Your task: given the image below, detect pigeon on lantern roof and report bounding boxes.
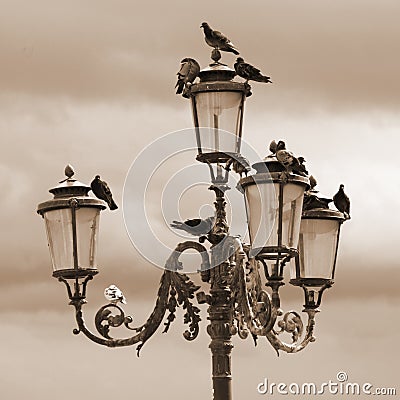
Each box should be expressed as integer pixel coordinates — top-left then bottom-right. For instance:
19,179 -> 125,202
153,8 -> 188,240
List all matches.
269,139 -> 278,154
303,175 -> 334,211
333,184 -> 351,219
90,175 -> 118,210
234,57 -> 272,84
275,141 -> 308,177
175,58 -> 200,95
309,175 -> 318,191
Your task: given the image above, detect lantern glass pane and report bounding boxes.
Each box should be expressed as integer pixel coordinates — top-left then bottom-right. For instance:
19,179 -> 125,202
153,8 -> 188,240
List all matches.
245,181 -> 305,252
292,219 -> 340,279
245,182 -> 276,251
194,91 -> 243,153
76,207 -> 100,268
44,209 -> 74,272
44,207 -> 100,272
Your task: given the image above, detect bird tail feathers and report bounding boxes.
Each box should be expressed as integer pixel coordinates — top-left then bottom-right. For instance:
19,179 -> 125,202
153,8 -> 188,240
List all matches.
175,81 -> 185,94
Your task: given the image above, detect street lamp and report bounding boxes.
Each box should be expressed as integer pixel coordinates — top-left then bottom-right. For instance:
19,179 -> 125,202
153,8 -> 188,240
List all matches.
37,44 -> 349,400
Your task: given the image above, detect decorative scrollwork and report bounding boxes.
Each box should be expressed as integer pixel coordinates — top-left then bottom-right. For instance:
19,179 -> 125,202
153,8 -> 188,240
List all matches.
95,304 -> 136,339
275,311 -> 303,343
266,309 -> 318,355
164,272 -> 201,341
227,241 -> 318,356
229,241 -> 277,342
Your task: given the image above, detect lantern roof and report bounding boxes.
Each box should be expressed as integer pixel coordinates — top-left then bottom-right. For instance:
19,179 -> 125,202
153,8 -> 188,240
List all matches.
302,208 -> 346,220
198,63 -> 236,82
37,167 -> 106,215
49,178 -> 91,198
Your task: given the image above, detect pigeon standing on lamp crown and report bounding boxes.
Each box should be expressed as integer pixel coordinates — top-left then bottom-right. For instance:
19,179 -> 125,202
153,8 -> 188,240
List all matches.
276,141 -> 307,176
170,216 -> 215,236
234,57 -> 272,83
269,140 -> 278,154
333,184 -> 351,219
91,175 -> 118,210
200,22 -> 239,55
175,58 -> 200,95
104,285 -> 127,305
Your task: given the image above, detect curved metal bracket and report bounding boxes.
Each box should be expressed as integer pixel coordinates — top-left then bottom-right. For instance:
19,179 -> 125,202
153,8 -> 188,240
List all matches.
229,242 -> 318,355
230,245 -> 278,341
64,241 -> 210,355
266,308 -> 318,355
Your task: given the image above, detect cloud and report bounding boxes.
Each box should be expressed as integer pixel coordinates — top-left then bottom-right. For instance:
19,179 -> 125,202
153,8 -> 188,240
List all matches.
1,0 -> 399,111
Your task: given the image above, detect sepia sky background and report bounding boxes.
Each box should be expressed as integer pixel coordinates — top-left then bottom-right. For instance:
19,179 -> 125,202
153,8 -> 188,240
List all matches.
1,1 -> 399,399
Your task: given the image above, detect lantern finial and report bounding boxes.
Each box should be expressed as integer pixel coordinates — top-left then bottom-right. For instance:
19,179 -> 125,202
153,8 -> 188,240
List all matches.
65,164 -> 75,179
59,164 -> 76,184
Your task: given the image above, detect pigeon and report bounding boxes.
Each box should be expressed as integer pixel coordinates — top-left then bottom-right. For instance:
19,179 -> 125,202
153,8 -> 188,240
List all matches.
232,156 -> 251,177
303,193 -> 333,211
234,57 -> 272,84
104,284 -> 127,305
200,22 -> 239,55
333,184 -> 350,219
309,175 -> 318,190
269,139 -> 278,154
275,141 -> 307,177
90,175 -> 118,210
225,154 -> 251,177
291,156 -> 308,176
175,58 -> 200,95
170,216 -> 215,236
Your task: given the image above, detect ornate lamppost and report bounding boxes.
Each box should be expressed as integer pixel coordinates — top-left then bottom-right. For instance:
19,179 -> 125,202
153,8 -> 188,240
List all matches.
37,27 -> 350,400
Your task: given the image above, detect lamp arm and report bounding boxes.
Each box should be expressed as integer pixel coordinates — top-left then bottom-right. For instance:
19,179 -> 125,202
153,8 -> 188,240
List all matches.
68,241 -> 209,355
265,308 -> 318,355
230,242 -> 279,340
230,243 -> 317,354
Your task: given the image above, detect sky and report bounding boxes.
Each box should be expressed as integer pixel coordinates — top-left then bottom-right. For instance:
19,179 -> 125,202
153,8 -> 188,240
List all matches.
1,0 -> 399,399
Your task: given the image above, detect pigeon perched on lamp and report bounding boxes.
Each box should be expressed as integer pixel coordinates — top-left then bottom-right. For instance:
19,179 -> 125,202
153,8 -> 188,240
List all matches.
292,156 -> 308,176
309,175 -> 318,190
170,216 -> 215,236
175,58 -> 200,95
200,22 -> 239,63
225,154 -> 251,177
234,57 -> 272,84
303,175 -> 333,211
269,139 -> 278,154
275,141 -> 308,177
90,175 -> 118,210
333,184 -> 351,219
104,285 -> 127,305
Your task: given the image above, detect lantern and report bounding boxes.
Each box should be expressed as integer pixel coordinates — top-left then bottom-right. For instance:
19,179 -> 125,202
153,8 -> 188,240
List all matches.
189,64 -> 251,164
290,208 -> 345,308
37,168 -> 106,279
239,156 -> 309,277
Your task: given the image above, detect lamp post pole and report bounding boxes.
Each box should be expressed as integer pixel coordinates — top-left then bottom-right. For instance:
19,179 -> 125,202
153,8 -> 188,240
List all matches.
207,184 -> 233,400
